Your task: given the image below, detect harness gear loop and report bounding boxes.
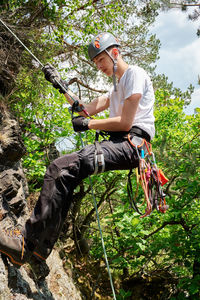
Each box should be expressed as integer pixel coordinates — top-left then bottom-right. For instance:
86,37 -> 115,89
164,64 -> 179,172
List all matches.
127,134 -> 169,218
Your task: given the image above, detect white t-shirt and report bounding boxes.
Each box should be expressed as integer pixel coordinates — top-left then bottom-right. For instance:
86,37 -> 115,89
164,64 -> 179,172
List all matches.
108,65 -> 155,139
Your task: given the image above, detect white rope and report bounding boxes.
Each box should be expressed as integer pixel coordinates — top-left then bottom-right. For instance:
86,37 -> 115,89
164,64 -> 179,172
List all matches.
0,18 -> 67,95
0,18 -> 44,68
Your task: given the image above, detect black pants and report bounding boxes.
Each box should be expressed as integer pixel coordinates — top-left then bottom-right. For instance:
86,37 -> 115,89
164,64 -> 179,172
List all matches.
23,137 -> 139,259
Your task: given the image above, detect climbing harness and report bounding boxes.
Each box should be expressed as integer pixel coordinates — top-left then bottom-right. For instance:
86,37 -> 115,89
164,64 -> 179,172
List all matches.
127,134 -> 169,218
71,101 -> 105,175
0,18 -> 117,300
93,138 -> 105,175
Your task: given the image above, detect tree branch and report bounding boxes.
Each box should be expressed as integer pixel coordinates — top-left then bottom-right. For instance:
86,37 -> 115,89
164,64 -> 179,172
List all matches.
145,218 -> 192,240
65,0 -> 99,18
170,3 -> 200,8
68,77 -> 108,94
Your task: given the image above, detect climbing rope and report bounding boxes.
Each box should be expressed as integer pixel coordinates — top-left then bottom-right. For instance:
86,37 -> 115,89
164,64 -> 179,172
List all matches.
78,134 -> 116,300
0,18 -> 117,300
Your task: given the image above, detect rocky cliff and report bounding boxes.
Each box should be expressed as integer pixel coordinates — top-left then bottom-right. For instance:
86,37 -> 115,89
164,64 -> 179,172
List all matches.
0,104 -> 82,300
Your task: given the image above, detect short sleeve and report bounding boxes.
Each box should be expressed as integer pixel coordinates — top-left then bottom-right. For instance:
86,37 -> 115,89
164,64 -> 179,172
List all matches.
123,67 -> 145,100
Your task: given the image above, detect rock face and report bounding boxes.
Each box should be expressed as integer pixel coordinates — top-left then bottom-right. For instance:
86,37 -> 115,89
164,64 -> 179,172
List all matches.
0,105 -> 82,299
0,105 -> 28,227
0,250 -> 82,300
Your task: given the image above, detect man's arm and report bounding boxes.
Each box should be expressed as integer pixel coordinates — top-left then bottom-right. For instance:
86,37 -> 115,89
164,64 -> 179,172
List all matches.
88,93 -> 141,131
64,91 -> 109,117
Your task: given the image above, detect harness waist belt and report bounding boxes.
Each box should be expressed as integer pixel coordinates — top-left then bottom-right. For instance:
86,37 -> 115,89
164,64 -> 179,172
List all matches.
108,126 -> 151,142
129,126 -> 151,142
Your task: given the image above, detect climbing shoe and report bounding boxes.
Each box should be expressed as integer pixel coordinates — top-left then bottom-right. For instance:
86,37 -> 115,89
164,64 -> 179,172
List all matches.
0,228 -> 31,268
32,247 -> 49,262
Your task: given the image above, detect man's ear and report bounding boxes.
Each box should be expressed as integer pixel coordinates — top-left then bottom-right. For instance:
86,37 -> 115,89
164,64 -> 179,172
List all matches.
112,48 -> 119,59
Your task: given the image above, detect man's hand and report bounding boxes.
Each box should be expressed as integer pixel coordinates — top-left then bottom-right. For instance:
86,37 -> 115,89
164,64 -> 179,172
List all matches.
42,63 -> 68,94
72,116 -> 90,132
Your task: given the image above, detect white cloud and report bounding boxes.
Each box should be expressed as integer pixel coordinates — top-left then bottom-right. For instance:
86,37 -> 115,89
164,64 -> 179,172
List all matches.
152,9 -> 199,49
184,88 -> 200,115
157,38 -> 200,90
151,8 -> 200,114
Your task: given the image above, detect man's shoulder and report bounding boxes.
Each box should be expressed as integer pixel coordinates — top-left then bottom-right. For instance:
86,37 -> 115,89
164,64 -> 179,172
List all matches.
123,65 -> 149,83
122,65 -> 148,81
129,65 -> 147,74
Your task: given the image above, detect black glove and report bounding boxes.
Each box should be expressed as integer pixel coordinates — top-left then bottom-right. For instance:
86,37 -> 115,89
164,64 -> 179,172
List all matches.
42,63 -> 68,94
72,116 -> 90,132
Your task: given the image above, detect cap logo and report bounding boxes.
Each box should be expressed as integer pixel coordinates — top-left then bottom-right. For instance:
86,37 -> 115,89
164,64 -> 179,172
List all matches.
94,34 -> 103,48
94,40 -> 100,48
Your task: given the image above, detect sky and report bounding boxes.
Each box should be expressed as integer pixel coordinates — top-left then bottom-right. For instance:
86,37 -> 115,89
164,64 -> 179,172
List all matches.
150,7 -> 200,114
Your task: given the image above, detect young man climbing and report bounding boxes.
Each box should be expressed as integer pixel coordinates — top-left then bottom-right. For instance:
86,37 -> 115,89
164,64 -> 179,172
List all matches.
0,32 -> 155,268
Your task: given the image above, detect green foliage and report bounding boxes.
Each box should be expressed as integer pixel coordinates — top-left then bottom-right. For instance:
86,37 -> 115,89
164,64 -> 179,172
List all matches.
1,0 -> 200,298
83,89 -> 200,297
116,288 -> 132,300
9,67 -> 74,188
1,0 -> 161,189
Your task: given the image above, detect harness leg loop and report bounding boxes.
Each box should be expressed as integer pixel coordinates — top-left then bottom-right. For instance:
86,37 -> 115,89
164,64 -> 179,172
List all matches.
93,140 -> 105,175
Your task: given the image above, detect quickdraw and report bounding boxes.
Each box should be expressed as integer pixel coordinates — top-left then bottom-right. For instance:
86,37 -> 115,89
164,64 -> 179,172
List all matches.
127,134 -> 169,218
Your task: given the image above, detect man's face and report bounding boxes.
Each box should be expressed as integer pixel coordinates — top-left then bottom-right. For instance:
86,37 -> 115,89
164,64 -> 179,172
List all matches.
93,51 -> 114,77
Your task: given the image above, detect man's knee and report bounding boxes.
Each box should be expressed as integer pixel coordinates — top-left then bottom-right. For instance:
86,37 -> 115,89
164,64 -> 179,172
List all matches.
77,145 -> 96,179
46,152 -> 80,180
